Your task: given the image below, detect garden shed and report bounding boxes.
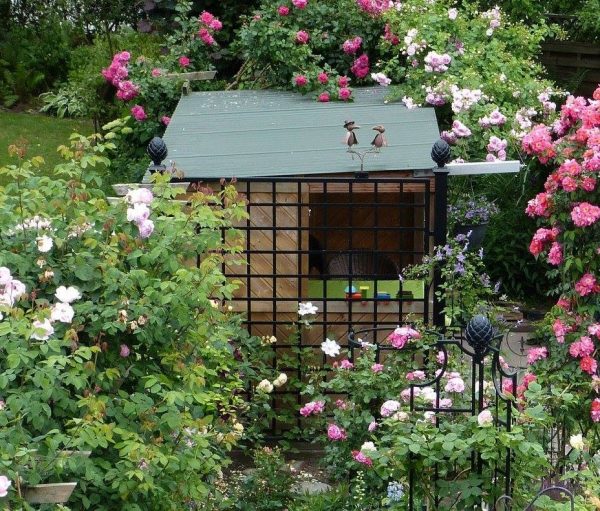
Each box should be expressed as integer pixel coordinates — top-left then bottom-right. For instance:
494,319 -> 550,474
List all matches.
152,87 -> 519,397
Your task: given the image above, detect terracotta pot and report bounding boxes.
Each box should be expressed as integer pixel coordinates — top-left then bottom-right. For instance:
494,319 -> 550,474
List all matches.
23,482 -> 77,504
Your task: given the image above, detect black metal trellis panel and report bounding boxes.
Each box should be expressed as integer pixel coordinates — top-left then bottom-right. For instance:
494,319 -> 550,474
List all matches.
217,175 -> 434,432
347,325 -> 518,511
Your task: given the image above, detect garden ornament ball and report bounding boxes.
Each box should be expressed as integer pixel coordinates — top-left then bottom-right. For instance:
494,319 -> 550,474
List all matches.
465,315 -> 495,361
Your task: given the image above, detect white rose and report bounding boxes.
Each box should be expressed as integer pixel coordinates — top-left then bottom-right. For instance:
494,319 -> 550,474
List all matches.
360,441 -> 377,454
569,434 -> 584,451
126,203 -> 150,224
477,410 -> 493,426
392,411 -> 409,422
36,235 -> 53,253
320,338 -> 341,357
257,379 -> 274,393
273,373 -> 288,387
31,319 -> 54,341
50,302 -> 74,323
0,267 -> 11,285
55,286 -> 82,304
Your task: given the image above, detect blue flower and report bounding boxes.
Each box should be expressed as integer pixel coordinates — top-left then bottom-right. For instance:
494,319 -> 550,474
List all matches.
387,481 -> 404,502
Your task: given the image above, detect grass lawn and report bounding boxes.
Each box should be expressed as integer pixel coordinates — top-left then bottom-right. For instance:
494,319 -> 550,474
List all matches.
0,110 -> 94,170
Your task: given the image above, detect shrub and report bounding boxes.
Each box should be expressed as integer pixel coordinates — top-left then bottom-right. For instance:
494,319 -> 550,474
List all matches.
0,135 -> 255,509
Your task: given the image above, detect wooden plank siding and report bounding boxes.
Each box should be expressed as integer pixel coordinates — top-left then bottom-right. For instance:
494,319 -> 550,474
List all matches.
541,40 -> 600,97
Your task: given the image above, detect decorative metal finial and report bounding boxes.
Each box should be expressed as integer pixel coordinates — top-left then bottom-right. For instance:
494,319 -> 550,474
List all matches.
147,136 -> 168,173
431,138 -> 451,167
465,315 -> 494,361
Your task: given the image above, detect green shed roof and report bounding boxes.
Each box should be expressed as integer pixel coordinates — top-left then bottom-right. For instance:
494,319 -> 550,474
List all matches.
160,88 -> 440,180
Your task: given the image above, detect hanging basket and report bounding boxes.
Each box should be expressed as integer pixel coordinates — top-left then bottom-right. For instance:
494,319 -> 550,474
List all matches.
453,223 -> 488,250
23,482 -> 77,504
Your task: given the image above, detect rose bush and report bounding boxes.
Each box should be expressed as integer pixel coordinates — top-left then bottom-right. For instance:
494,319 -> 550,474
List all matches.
520,86 -> 600,469
301,325 -> 551,508
0,135 -> 265,509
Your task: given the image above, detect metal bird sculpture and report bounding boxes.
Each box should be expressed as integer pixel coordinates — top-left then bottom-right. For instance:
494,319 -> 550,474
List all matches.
371,125 -> 387,151
344,120 -> 360,149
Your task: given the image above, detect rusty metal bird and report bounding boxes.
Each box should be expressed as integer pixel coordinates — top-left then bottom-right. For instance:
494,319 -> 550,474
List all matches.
371,125 -> 387,150
344,120 -> 360,149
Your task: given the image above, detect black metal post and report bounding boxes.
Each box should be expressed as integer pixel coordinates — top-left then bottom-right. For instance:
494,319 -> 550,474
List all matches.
432,165 -> 449,328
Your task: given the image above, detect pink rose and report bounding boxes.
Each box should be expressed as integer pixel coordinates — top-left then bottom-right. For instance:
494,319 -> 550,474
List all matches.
161,116 -> 171,126
352,450 -> 373,466
296,30 -> 310,44
371,363 -> 384,373
317,92 -> 330,102
151,68 -> 162,77
178,56 -> 190,68
294,74 -> 308,87
338,76 -> 350,87
338,87 -> 352,101
292,0 -> 307,8
130,105 -> 146,121
277,5 -> 290,15
317,72 -> 329,84
327,423 -> 346,441
120,344 -> 130,357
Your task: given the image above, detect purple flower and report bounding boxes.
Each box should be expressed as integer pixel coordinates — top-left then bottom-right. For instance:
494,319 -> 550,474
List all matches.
454,263 -> 465,275
120,344 -> 130,357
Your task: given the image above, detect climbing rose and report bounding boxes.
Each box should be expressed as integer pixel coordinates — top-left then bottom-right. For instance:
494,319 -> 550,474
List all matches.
300,400 -> 325,416
448,8 -> 458,19
371,363 -> 384,373
277,5 -> 290,15
580,356 -> 597,375
350,54 -> 370,79
575,273 -> 599,296
120,344 -> 131,357
527,347 -> 548,364
522,124 -> 556,163
380,400 -> 401,417
0,476 -> 11,498
548,242 -> 563,265
126,188 -> 153,205
137,219 -> 154,239
296,30 -> 309,44
388,326 -> 420,349
31,319 -> 54,341
338,87 -> 352,101
127,203 -> 150,224
452,120 -> 471,138
338,76 -> 350,87
294,75 -> 308,87
161,116 -> 171,126
327,423 -> 346,440
116,80 -> 139,101
445,377 -> 466,393
178,56 -> 190,67
356,0 -> 390,15
339,359 -> 354,369
55,286 -> 81,303
292,0 -> 307,7
198,28 -> 216,45
131,105 -> 146,121
525,192 -> 552,218
592,399 -> 600,422
151,68 -> 162,77
199,11 -> 214,24
371,72 -> 391,86
571,202 -> 600,227
318,92 -> 330,102
352,450 -> 373,466
36,235 -> 53,253
343,36 -> 362,54
51,302 -> 75,323
477,410 -> 493,426
569,336 -> 595,358
317,72 -> 329,84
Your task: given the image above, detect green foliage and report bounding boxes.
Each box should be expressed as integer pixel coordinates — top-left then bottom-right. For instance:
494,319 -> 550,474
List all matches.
224,447 -> 295,511
0,18 -> 75,107
0,134 -> 255,509
234,0 -> 384,94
